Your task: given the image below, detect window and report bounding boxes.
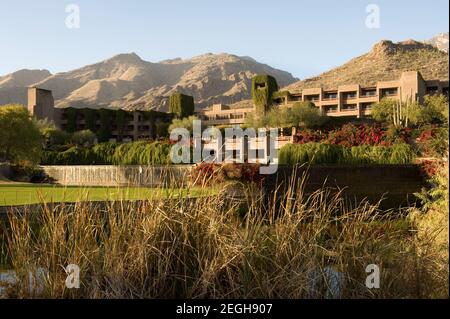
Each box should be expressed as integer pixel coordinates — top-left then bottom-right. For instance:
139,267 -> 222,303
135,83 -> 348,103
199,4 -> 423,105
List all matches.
361,89 -> 377,97
323,92 -> 338,100
361,103 -> 374,110
382,88 -> 398,97
342,104 -> 357,111
426,86 -> 439,95
325,105 -> 338,113
305,95 -> 320,102
216,115 -> 229,120
342,92 -> 357,100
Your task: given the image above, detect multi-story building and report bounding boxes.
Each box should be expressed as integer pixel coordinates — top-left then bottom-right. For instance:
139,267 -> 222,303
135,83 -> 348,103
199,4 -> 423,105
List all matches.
28,87 -> 172,141
197,103 -> 252,126
27,70 -> 449,162
198,71 -> 449,126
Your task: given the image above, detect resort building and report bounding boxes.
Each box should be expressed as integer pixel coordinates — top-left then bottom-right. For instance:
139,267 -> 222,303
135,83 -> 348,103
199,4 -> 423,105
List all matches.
197,71 -> 449,126
28,70 -> 449,144
197,103 -> 252,126
28,87 -> 172,142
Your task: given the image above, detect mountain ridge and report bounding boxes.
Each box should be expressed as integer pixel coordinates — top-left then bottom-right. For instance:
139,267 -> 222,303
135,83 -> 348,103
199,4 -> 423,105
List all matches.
1,33 -> 448,111
0,52 -> 297,111
284,38 -> 449,93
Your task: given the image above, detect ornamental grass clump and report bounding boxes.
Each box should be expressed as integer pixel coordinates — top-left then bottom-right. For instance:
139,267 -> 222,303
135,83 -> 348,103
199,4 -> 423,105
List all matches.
2,169 -> 447,298
279,143 -> 416,165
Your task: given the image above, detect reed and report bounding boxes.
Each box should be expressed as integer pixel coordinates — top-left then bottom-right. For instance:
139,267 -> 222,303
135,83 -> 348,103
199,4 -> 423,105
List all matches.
2,169 -> 448,299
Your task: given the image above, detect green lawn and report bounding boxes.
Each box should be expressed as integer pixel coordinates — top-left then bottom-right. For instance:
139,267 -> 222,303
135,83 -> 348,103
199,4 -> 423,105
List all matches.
0,184 -> 210,206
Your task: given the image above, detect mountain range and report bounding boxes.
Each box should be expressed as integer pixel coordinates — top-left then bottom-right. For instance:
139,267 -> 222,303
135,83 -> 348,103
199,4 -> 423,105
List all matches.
0,33 -> 448,111
284,38 -> 449,93
0,53 -> 297,111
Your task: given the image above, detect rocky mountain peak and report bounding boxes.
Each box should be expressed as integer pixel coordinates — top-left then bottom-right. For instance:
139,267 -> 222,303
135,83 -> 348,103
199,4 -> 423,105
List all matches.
285,37 -> 448,93
425,32 -> 449,53
104,52 -> 145,65
370,39 -> 437,57
0,69 -> 51,88
0,52 -> 297,110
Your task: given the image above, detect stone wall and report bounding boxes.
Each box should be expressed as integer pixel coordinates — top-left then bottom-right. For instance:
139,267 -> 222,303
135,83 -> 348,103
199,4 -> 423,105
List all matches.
263,165 -> 427,209
3,164 -> 427,211
40,165 -> 192,187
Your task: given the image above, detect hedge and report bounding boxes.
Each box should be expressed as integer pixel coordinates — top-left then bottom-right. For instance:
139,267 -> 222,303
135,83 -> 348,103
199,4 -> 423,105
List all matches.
272,90 -> 291,101
169,93 -> 195,118
251,74 -> 279,115
41,141 -> 173,165
65,108 -> 78,133
83,108 -> 97,132
279,143 -> 416,165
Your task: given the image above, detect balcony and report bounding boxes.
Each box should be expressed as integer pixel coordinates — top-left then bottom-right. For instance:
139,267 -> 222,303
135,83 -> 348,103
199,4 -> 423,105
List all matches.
304,95 -> 320,102
342,92 -> 357,100
381,88 -> 398,97
361,89 -> 377,97
230,113 -> 244,120
138,125 -> 150,131
215,115 -> 230,120
323,92 -> 338,101
342,104 -> 357,111
361,103 -> 374,110
324,105 -> 338,113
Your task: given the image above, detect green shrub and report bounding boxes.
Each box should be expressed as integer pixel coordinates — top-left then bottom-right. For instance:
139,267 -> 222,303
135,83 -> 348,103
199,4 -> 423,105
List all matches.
41,146 -> 85,165
279,143 -> 416,165
156,122 -> 170,138
41,141 -> 173,165
42,127 -> 71,149
71,129 -> 97,147
97,109 -> 112,142
65,108 -> 78,133
83,108 -> 97,132
89,142 -> 118,164
272,90 -> 291,102
251,74 -> 278,115
112,141 -> 172,165
169,93 -> 195,118
168,115 -> 200,134
340,145 -> 390,165
389,143 -> 416,164
0,105 -> 43,165
279,143 -> 343,165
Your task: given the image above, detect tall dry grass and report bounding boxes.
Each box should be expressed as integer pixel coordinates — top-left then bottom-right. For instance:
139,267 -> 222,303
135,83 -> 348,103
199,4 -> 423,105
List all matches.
2,169 -> 448,299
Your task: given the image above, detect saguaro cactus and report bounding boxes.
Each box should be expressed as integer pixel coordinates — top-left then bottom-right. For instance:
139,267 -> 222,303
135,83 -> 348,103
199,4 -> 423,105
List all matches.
391,89 -> 418,128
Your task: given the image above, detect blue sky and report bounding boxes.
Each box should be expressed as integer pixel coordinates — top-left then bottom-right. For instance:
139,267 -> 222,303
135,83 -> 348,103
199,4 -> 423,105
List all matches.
0,0 -> 448,79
